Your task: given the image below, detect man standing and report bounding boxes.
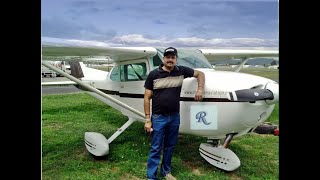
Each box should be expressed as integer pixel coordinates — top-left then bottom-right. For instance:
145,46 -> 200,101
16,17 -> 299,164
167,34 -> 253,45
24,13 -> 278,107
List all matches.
144,47 -> 205,180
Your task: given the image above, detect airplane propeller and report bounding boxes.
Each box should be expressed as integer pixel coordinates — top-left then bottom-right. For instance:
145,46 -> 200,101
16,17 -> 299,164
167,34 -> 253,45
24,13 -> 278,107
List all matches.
227,89 -> 274,102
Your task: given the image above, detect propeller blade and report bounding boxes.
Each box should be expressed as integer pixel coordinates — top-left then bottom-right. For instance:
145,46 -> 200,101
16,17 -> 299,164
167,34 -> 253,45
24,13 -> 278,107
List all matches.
227,89 -> 274,102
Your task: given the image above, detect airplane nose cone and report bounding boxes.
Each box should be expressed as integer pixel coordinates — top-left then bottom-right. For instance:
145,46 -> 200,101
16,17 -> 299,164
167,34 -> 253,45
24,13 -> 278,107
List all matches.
265,82 -> 279,105
226,81 -> 279,104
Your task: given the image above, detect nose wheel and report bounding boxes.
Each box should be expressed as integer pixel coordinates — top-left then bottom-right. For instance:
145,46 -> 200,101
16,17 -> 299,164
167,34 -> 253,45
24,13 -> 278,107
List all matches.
199,133 -> 240,171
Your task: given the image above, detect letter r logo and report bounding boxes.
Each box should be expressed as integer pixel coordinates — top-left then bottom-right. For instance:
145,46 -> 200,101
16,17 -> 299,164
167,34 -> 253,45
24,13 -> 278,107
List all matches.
191,105 -> 217,130
196,111 -> 211,125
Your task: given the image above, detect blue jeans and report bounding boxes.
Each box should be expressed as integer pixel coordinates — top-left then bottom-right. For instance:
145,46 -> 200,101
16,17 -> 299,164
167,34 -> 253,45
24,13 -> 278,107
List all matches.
147,112 -> 180,180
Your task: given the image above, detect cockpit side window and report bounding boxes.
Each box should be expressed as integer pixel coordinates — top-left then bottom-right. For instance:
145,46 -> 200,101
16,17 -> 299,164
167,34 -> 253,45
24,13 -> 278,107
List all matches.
152,54 -> 162,70
110,65 -> 119,81
120,62 -> 147,82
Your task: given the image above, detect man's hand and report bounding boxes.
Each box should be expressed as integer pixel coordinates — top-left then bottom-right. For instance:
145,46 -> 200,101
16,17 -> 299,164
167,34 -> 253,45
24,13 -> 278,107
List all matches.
194,89 -> 203,101
193,70 -> 205,101
144,119 -> 153,135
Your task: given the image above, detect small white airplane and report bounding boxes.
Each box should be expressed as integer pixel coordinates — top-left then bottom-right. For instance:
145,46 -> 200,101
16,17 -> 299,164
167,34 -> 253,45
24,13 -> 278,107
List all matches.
41,60 -> 71,77
42,46 -> 278,171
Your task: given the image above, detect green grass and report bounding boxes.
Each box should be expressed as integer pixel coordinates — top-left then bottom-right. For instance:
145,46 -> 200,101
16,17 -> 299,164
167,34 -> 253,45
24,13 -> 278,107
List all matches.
42,93 -> 278,180
215,67 -> 279,81
240,68 -> 278,81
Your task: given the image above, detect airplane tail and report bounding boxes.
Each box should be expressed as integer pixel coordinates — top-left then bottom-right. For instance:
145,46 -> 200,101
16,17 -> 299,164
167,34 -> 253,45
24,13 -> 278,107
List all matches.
69,61 -> 109,80
70,61 -> 84,78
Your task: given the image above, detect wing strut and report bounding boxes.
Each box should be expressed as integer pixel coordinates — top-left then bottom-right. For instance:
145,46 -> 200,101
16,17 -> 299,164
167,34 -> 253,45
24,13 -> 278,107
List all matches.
234,58 -> 249,72
42,61 -> 145,119
85,117 -> 137,156
130,64 -> 143,80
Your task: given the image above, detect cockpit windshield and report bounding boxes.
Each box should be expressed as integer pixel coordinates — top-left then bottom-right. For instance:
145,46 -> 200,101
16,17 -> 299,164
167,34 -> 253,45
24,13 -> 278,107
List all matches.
156,48 -> 212,69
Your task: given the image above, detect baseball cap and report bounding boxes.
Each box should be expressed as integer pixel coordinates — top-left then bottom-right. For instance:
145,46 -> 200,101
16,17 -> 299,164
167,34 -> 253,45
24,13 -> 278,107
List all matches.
163,47 -> 178,57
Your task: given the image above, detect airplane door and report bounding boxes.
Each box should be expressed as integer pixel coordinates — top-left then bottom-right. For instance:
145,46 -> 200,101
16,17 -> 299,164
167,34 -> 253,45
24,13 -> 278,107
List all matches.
119,59 -> 150,119
88,65 -> 123,112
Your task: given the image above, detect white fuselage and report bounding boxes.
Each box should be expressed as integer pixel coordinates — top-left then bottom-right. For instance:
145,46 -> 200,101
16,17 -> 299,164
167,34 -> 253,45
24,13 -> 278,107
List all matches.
80,61 -> 278,140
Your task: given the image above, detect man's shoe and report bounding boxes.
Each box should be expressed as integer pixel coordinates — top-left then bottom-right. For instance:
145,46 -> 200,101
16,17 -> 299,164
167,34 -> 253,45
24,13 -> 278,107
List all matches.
164,173 -> 176,180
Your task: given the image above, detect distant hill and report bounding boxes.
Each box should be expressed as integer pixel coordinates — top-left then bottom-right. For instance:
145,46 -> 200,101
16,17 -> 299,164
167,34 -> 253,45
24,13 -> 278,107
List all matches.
210,59 -> 241,65
245,58 -> 279,65
210,58 -> 278,66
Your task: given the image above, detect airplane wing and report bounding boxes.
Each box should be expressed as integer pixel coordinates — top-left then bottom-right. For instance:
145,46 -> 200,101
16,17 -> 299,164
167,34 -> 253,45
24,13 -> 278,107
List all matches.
198,49 -> 278,61
43,46 -> 278,62
42,46 -> 158,62
41,81 -> 77,86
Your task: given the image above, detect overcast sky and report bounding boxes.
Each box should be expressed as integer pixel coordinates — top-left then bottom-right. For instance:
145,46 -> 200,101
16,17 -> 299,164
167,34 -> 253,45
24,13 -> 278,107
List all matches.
41,0 -> 278,48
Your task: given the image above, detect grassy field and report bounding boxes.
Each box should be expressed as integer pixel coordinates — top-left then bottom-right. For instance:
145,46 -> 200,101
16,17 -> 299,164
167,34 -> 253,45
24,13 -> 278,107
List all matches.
42,92 -> 279,180
214,67 -> 279,81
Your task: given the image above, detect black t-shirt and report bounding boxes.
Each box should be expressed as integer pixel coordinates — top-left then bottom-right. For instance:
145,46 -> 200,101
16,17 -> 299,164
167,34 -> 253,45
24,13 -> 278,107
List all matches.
144,64 -> 194,114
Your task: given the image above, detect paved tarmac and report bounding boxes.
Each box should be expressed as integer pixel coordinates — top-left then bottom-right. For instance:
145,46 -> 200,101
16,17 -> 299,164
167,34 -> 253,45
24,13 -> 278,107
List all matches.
42,77 -> 82,95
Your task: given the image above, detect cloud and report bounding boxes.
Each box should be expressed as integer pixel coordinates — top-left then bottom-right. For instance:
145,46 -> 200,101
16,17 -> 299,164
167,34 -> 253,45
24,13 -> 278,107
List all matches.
166,37 -> 277,47
42,35 -> 278,48
41,37 -> 121,47
111,34 -> 162,46
42,0 -> 278,42
42,0 -> 278,45
69,0 -> 97,8
153,19 -> 166,25
42,17 -> 117,41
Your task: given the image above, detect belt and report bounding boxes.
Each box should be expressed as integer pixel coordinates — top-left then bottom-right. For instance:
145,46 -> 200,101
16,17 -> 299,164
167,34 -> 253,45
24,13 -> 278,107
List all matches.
156,112 -> 179,116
